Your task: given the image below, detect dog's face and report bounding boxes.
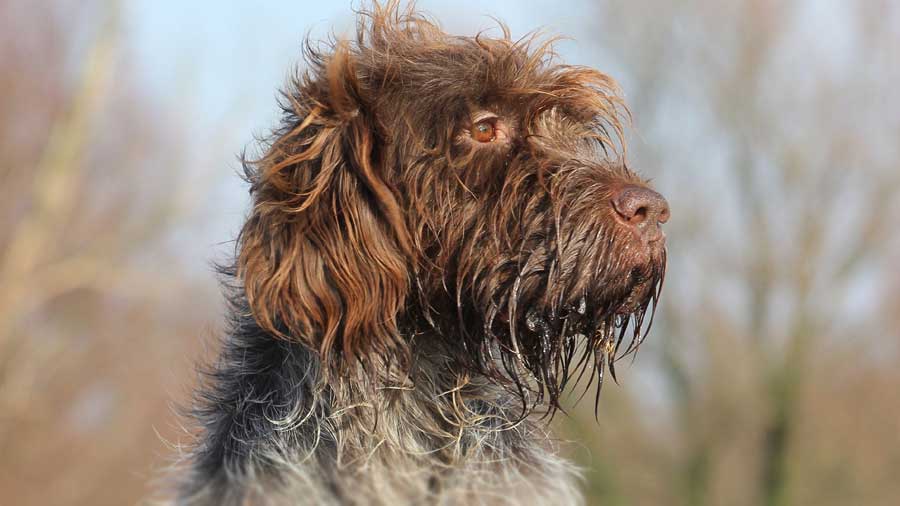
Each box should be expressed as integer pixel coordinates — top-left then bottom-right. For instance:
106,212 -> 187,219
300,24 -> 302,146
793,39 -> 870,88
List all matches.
238,6 -> 667,410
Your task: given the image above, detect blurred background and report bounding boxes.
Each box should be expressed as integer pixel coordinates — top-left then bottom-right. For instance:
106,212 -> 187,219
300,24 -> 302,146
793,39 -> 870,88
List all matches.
2,1 -> 898,505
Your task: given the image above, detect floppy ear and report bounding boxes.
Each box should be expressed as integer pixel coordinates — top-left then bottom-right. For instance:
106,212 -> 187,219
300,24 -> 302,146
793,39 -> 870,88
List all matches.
237,41 -> 411,368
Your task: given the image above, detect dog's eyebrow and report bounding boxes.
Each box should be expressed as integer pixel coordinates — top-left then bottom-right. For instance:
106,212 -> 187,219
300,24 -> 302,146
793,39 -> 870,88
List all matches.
471,110 -> 499,123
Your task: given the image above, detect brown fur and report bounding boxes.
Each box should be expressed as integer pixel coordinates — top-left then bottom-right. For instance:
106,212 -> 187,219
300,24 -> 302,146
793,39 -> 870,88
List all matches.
174,2 -> 667,505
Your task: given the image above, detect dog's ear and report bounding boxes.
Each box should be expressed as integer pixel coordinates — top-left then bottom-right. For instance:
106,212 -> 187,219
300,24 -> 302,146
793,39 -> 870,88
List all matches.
238,41 -> 411,368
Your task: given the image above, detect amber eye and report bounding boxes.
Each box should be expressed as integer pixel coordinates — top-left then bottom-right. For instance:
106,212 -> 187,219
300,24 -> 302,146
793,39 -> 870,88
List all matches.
471,120 -> 496,143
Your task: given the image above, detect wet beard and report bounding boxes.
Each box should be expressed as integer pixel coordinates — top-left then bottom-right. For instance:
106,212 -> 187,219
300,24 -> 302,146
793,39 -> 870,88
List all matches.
458,247 -> 667,419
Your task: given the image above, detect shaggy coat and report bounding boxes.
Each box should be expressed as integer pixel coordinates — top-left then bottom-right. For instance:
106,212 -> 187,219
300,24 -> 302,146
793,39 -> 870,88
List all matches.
175,3 -> 668,505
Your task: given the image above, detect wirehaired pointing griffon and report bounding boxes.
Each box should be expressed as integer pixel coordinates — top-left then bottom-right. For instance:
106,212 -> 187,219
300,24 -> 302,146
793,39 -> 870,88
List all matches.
176,3 -> 669,505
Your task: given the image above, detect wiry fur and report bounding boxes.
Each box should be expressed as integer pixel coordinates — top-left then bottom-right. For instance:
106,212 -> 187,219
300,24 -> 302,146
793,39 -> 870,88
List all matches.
173,3 -> 667,505
176,292 -> 582,505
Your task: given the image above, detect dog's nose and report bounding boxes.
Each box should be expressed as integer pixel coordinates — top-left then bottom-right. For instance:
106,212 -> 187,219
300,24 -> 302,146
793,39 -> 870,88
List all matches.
611,185 -> 669,242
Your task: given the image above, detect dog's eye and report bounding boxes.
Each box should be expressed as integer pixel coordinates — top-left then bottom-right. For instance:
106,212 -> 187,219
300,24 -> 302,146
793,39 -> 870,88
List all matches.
471,120 -> 496,143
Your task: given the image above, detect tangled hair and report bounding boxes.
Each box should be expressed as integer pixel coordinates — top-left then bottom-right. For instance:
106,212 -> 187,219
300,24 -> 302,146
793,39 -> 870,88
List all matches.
237,3 -> 660,406
176,2 -> 668,504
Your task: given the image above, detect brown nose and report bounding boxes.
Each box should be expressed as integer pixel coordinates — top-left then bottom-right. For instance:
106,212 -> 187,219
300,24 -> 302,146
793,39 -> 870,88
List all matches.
611,185 -> 670,241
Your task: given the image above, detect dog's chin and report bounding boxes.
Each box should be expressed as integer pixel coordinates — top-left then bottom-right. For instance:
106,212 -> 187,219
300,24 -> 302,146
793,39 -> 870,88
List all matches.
503,245 -> 666,411
612,237 -> 667,309
614,261 -> 664,316
515,240 -> 667,339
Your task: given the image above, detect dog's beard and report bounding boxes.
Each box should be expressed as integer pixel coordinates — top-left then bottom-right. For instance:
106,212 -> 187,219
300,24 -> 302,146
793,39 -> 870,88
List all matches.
472,221 -> 667,418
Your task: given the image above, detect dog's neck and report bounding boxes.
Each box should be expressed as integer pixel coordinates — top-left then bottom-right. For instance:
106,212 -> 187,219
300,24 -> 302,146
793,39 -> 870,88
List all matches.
180,309 -> 582,505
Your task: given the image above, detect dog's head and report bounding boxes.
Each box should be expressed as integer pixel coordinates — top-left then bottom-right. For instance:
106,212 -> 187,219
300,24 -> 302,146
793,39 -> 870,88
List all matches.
238,3 -> 668,411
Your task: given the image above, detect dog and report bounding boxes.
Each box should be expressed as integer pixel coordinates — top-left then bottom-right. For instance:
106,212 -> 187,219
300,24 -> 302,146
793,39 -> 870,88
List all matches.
175,3 -> 668,505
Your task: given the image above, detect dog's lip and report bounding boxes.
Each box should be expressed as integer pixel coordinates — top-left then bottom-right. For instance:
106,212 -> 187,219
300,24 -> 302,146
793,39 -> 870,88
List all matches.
617,225 -> 667,270
496,252 -> 664,326
614,276 -> 656,315
611,207 -> 667,245
513,277 -> 654,326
